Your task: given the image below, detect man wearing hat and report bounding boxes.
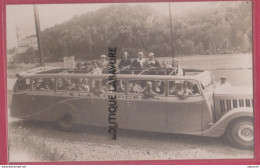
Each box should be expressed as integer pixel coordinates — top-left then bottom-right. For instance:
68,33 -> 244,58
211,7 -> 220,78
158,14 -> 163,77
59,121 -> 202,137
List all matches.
147,52 -> 161,68
216,76 -> 231,88
171,58 -> 183,76
99,55 -> 109,69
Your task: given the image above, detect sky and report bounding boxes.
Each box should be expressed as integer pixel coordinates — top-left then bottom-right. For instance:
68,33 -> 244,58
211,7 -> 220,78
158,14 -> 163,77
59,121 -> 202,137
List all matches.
6,1 -> 241,49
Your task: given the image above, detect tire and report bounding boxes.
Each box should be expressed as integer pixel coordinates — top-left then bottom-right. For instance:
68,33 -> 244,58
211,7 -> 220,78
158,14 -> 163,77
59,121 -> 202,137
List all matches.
57,115 -> 73,131
227,117 -> 254,150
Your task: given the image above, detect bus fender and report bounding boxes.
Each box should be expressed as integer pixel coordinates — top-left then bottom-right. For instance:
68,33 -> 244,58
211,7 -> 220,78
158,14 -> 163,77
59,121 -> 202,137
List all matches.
202,107 -> 253,137
48,101 -> 79,123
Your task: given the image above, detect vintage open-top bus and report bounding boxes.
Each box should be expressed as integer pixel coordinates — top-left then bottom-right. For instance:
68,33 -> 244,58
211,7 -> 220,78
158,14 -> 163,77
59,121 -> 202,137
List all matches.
10,67 -> 254,149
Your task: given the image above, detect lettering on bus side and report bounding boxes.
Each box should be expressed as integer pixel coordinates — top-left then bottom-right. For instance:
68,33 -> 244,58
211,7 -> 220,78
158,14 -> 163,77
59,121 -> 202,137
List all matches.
108,47 -> 118,139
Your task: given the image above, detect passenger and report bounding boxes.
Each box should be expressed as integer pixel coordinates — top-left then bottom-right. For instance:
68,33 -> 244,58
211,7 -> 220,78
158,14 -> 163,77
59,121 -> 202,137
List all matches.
128,82 -> 135,93
143,81 -> 156,99
92,61 -> 102,74
169,80 -> 189,99
57,78 -> 65,90
76,62 -> 84,70
42,78 -> 54,90
147,52 -> 161,68
61,78 -> 71,90
93,80 -> 106,96
131,52 -> 148,69
183,81 -> 194,95
152,81 -> 163,94
117,80 -> 125,93
33,79 -> 42,90
18,79 -> 30,90
118,51 -> 132,70
80,79 -> 90,92
70,78 -> 81,91
99,55 -> 109,69
84,62 -> 93,73
104,81 -> 115,92
216,76 -> 231,88
129,81 -> 143,93
162,60 -> 172,68
170,58 -> 183,76
65,79 -> 74,90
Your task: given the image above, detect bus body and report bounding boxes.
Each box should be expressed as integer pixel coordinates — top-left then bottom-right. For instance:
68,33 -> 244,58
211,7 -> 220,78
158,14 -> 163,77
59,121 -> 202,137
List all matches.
10,67 -> 254,149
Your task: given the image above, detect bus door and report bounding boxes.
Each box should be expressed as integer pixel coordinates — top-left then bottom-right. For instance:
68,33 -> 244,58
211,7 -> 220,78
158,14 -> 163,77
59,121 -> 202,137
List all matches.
166,80 -> 203,133
126,80 -> 167,132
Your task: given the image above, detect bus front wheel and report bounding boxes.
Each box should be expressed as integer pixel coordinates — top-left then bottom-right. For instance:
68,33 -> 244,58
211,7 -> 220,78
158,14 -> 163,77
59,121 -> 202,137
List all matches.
57,115 -> 73,131
227,117 -> 254,150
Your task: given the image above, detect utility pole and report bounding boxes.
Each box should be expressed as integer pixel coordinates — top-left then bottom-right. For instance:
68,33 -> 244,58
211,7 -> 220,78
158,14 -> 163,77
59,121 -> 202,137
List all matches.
168,2 -> 175,58
33,5 -> 45,66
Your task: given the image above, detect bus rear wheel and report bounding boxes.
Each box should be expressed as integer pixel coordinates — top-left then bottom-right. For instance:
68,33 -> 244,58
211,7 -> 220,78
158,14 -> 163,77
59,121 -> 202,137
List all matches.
57,115 -> 73,131
227,118 -> 254,150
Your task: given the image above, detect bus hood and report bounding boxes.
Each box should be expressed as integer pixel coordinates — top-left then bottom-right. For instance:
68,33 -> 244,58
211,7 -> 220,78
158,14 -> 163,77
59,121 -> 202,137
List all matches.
214,86 -> 253,96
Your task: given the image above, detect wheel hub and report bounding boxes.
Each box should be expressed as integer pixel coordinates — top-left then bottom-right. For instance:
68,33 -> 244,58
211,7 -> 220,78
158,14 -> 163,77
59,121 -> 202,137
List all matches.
237,123 -> 253,142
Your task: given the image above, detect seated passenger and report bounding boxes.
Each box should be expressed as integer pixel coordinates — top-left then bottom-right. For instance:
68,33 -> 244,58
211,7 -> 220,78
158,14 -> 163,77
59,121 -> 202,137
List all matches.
42,78 -> 54,90
92,61 -> 102,74
84,62 -> 93,73
93,80 -> 106,96
129,81 -> 143,93
33,79 -> 43,90
152,81 -> 163,94
98,55 -> 109,69
170,58 -> 183,76
118,52 -> 132,70
80,79 -> 90,92
57,79 -> 65,90
118,80 -> 125,93
169,81 -> 189,99
143,81 -> 156,99
70,78 -> 81,91
162,60 -> 172,68
76,62 -> 84,70
131,52 -> 148,69
147,52 -> 161,68
18,79 -> 30,90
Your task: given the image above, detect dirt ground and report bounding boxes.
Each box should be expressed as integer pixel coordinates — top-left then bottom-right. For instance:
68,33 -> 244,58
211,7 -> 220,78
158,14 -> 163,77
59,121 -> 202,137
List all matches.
7,53 -> 254,162
8,119 -> 254,162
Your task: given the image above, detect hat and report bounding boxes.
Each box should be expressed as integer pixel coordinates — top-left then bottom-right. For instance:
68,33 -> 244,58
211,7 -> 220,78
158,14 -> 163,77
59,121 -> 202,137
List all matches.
100,55 -> 107,58
148,52 -> 155,57
172,58 -> 178,62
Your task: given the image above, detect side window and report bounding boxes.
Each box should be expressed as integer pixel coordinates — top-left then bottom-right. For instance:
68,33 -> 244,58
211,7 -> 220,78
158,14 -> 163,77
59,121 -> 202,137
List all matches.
32,78 -> 54,91
169,80 -> 200,96
17,78 -> 31,91
56,78 -> 90,92
92,79 -> 126,96
128,80 -> 165,96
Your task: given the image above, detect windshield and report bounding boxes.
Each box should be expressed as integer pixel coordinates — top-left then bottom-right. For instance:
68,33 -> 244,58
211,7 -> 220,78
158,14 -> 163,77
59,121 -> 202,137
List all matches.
200,73 -> 214,90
